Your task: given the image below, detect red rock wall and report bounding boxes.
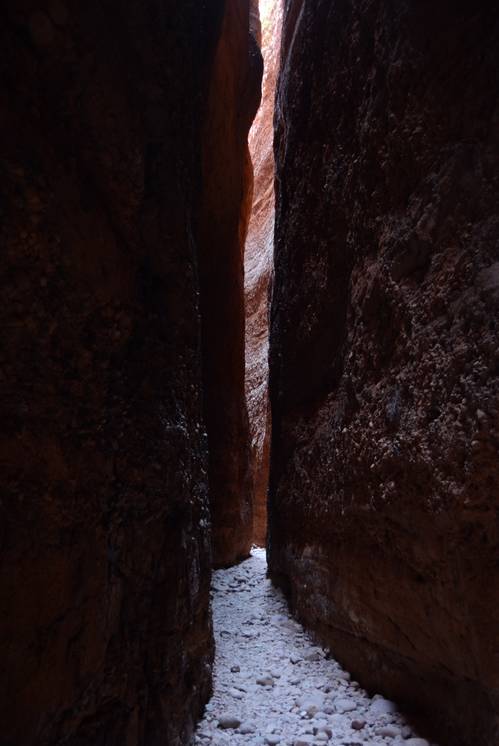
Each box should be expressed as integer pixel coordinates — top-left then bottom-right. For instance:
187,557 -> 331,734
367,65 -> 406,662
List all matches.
199,1 -> 263,567
268,2 -> 499,745
0,1 -> 253,743
245,0 -> 283,547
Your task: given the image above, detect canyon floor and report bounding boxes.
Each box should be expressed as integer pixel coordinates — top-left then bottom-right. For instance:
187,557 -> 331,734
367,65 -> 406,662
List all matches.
194,549 -> 435,746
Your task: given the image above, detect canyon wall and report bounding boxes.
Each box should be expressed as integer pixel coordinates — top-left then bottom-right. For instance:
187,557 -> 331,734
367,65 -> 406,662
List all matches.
245,0 -> 282,546
199,1 -> 263,567
0,1 -> 253,744
269,2 -> 499,745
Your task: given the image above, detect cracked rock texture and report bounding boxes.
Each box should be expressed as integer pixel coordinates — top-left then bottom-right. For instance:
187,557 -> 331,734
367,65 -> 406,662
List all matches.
245,0 -> 282,546
268,2 -> 499,746
199,0 -> 263,567
0,1 -> 254,744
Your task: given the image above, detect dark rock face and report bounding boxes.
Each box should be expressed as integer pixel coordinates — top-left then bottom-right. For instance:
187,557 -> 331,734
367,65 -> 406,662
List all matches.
199,1 -> 263,567
0,1 -> 251,744
269,2 -> 499,745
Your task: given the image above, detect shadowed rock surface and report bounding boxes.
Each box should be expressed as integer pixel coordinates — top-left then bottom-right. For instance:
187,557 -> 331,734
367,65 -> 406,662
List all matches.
245,0 -> 283,548
199,1 -> 263,568
0,1 -> 255,743
268,2 -> 499,745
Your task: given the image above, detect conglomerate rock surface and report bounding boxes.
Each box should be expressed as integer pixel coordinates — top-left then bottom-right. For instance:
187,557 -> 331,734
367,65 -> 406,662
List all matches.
268,2 -> 499,745
245,0 -> 283,546
0,1 -> 255,744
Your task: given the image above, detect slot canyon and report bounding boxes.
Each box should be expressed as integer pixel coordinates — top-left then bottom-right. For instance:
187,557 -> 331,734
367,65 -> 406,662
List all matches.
1,2 -> 497,746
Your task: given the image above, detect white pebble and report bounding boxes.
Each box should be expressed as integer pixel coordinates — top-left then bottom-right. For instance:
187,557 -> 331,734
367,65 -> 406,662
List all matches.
375,725 -> 401,738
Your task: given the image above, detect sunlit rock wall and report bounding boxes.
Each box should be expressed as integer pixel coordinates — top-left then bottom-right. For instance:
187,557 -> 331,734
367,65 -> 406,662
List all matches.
245,0 -> 283,546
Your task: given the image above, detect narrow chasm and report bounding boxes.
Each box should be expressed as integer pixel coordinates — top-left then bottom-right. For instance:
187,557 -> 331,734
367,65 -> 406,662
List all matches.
2,2 -> 498,746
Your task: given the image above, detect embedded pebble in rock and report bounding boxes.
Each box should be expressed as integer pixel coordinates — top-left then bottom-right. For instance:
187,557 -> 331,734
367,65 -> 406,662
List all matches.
29,11 -> 55,46
48,0 -> 69,26
194,550 -> 436,744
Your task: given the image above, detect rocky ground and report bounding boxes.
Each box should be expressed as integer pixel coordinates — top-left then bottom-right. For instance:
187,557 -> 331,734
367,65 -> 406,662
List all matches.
194,550 -> 435,746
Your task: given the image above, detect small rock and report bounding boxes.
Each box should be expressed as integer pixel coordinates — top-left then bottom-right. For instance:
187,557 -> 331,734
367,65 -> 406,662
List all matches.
229,687 -> 243,699
218,715 -> 241,729
297,694 -> 324,717
305,650 -> 322,662
239,722 -> 256,735
375,725 -> 401,738
230,665 -> 240,673
351,719 -> 366,730
290,654 -> 301,664
370,698 -> 397,715
405,740 -> 430,746
265,736 -> 281,745
256,675 -> 274,686
317,726 -> 333,740
294,740 -> 311,746
336,670 -> 351,681
335,698 -> 356,713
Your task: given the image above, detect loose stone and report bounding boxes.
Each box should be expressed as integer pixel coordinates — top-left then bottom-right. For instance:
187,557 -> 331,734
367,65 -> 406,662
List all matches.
194,550 -> 437,746
375,725 -> 401,738
256,676 -> 275,686
218,715 -> 241,729
351,719 -> 366,730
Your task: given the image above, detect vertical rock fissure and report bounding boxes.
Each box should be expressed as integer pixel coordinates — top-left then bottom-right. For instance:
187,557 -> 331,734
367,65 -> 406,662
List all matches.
245,0 -> 283,548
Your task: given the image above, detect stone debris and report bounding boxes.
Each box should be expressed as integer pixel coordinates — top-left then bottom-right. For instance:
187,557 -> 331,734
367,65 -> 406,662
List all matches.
217,715 -> 241,730
194,549 -> 438,745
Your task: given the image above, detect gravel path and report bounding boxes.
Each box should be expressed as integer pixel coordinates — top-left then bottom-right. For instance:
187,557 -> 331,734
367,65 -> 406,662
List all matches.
194,549 -> 435,746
